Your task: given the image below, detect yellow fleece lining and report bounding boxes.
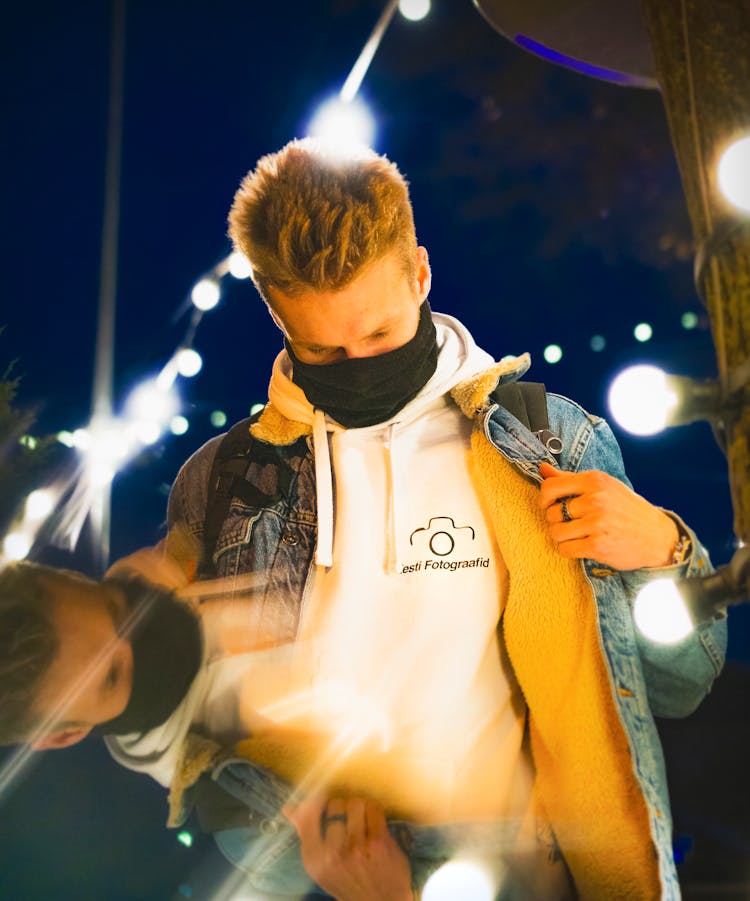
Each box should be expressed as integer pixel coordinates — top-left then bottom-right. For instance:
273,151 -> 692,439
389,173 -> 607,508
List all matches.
450,354 -> 531,418
471,431 -> 659,900
250,403 -> 311,444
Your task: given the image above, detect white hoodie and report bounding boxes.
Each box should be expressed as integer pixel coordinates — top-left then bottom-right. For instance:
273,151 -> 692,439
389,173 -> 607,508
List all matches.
264,312 -> 534,824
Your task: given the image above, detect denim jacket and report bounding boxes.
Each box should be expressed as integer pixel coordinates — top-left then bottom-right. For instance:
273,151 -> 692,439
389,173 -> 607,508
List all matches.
167,354 -> 726,900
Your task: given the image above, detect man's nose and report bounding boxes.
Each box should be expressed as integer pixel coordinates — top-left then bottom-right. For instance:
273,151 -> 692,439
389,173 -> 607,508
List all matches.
340,345 -> 379,360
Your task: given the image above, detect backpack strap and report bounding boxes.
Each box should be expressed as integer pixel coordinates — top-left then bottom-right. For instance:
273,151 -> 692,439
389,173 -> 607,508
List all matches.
490,381 -> 562,458
198,411 -> 269,578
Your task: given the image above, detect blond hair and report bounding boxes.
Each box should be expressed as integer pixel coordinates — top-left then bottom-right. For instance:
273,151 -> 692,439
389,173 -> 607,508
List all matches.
228,138 -> 418,302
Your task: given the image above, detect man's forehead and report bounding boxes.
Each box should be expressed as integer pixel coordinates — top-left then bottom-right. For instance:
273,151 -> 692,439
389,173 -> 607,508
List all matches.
45,578 -> 118,633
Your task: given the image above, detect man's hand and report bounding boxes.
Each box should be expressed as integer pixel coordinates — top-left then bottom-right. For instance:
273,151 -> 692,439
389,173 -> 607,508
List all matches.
539,462 -> 680,570
105,543 -> 190,590
282,796 -> 413,901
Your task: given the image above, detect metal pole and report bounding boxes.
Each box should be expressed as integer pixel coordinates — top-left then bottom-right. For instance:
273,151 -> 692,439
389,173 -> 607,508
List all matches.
90,0 -> 126,572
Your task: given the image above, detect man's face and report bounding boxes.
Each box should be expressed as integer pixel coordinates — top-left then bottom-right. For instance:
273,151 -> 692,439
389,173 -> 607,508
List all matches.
267,246 -> 431,364
30,579 -> 133,749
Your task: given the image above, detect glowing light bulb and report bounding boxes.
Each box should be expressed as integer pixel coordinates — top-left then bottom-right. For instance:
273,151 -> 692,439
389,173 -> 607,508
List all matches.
718,135 -> 750,213
307,97 -> 375,156
57,430 -> 75,447
634,322 -> 653,343
191,278 -> 221,311
126,380 -> 179,425
590,334 -> 606,352
423,860 -> 496,901
399,0 -> 430,21
249,402 -> 265,416
210,410 -> 227,428
131,421 -> 162,446
3,531 -> 31,561
633,578 -> 694,644
228,251 -> 252,279
72,428 -> 92,451
607,364 -> 678,436
25,489 -> 54,522
681,312 -> 698,330
175,348 -> 203,378
88,461 -> 116,486
170,415 -> 189,435
543,344 -> 563,364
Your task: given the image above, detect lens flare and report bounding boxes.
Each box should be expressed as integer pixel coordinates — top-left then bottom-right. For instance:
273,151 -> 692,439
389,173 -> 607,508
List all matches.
718,135 -> 750,213
633,578 -> 694,644
608,365 -> 678,436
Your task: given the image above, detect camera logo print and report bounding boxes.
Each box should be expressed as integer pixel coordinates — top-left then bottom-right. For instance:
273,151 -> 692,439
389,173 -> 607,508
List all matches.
409,517 -> 475,556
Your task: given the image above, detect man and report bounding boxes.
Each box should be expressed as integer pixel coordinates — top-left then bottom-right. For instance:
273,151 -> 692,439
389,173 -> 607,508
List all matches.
158,138 -> 724,898
0,138 -> 727,900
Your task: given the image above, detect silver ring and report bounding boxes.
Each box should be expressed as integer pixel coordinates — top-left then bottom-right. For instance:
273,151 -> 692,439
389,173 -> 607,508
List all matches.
320,811 -> 348,839
560,498 -> 573,522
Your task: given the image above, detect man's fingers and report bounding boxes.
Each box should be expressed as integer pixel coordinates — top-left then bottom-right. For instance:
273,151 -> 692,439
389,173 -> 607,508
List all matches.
346,797 -> 367,847
364,799 -> 388,840
538,475 -> 583,510
282,795 -> 326,837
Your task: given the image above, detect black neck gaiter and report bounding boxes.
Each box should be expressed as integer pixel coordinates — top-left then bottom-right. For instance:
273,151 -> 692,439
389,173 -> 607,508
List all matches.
91,576 -> 202,737
286,301 -> 438,429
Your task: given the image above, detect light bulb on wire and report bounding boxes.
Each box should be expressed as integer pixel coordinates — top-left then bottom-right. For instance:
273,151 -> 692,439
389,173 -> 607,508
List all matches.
399,0 -> 430,21
608,365 -> 678,436
307,97 -> 376,156
718,135 -> 750,213
191,278 -> 221,311
633,579 -> 695,645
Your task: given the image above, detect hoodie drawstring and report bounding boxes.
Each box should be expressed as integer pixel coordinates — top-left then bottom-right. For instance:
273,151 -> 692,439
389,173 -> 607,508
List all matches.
384,423 -> 401,575
312,408 -> 334,568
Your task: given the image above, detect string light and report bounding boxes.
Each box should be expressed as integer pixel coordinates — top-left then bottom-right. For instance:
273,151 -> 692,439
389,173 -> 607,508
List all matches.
422,860 -> 497,901
608,365 -> 678,435
681,312 -> 699,330
633,322 -> 653,343
191,277 -> 221,312
170,415 -> 189,436
543,344 -> 563,364
608,364 -> 724,436
228,251 -> 252,279
307,96 -> 376,155
3,532 -> 32,562
25,489 -> 54,522
633,579 -> 694,644
175,348 -> 203,378
399,0 -> 430,22
717,135 -> 750,213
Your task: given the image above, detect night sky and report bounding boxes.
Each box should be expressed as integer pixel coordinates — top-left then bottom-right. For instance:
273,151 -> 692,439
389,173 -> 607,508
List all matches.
1,1 -> 748,898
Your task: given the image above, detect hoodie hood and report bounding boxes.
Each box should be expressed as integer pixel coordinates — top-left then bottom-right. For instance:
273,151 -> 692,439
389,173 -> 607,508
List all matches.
267,311 -> 496,569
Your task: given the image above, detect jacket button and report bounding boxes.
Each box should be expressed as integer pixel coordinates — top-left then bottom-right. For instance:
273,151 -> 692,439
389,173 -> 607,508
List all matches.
281,532 -> 298,545
260,818 -> 280,835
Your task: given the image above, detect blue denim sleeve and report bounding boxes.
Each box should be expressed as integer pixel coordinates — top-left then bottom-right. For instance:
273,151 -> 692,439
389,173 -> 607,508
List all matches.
576,413 -> 727,718
167,433 -> 224,537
